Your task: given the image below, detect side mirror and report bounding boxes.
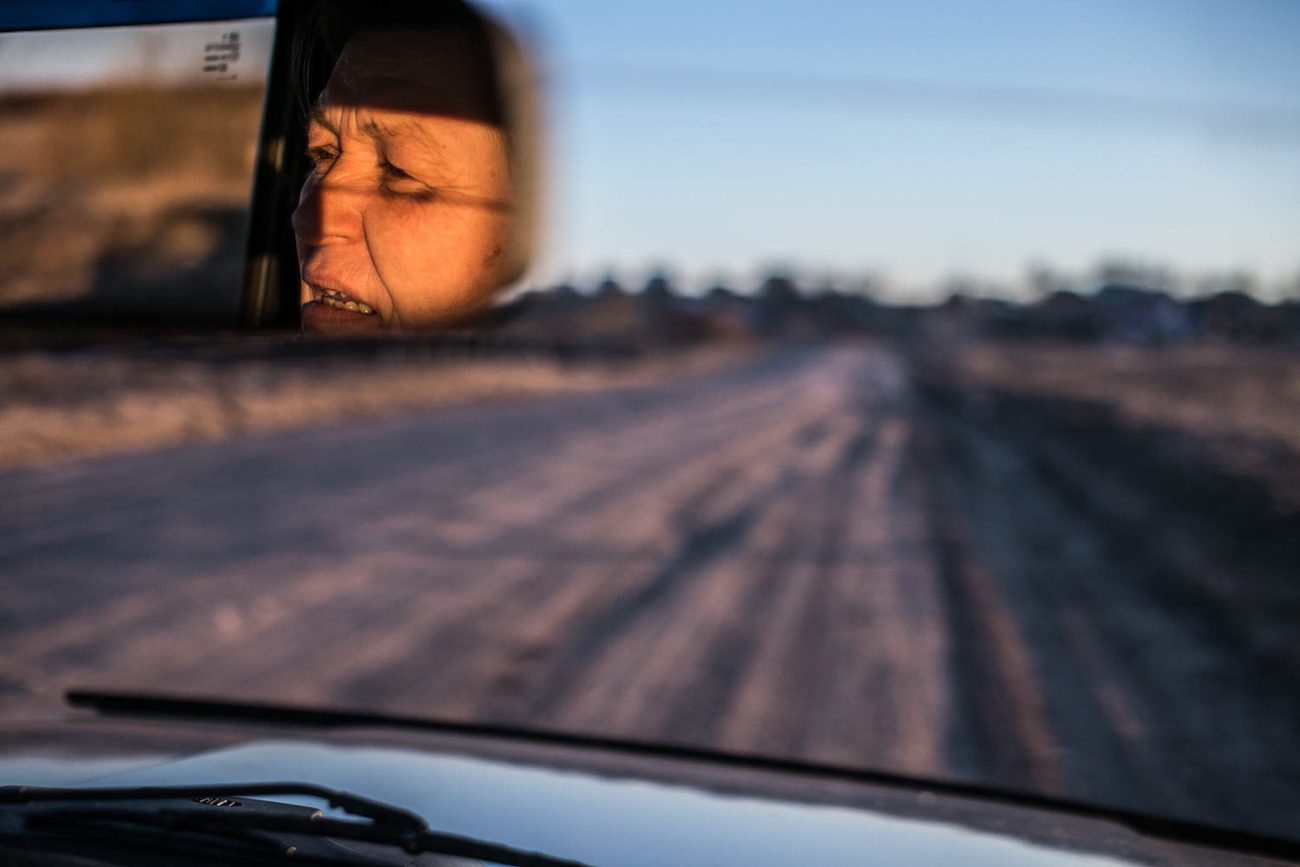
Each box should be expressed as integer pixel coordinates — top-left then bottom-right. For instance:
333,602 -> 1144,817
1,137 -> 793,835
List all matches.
0,0 -> 541,334
253,0 -> 543,333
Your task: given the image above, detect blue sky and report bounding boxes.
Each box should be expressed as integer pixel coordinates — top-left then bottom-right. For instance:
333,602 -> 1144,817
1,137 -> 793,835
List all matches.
484,0 -> 1300,299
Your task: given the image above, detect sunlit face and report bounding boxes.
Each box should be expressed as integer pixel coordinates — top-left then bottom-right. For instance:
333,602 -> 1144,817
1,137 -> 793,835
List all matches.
293,30 -> 516,332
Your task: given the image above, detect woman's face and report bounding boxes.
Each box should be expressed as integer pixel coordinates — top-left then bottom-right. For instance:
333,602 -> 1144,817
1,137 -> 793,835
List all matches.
293,30 -> 516,332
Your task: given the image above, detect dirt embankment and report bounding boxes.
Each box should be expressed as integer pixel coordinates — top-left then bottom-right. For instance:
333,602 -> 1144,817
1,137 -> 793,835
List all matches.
923,341 -> 1300,511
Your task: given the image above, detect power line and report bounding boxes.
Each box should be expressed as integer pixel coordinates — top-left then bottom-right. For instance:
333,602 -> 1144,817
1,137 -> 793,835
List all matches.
570,63 -> 1300,144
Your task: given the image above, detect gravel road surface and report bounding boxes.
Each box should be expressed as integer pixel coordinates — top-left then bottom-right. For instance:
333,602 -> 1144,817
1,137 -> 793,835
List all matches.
2,343 -> 1297,838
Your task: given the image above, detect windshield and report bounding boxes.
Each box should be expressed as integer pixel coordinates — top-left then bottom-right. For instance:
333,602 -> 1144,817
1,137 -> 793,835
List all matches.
2,0 -> 1299,854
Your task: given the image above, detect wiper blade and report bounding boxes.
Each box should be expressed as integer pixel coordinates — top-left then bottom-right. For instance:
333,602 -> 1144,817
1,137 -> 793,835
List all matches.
3,783 -> 426,836
0,783 -> 595,867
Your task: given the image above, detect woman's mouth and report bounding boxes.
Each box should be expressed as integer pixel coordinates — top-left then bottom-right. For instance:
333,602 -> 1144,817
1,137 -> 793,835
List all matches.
314,287 -> 375,315
301,285 -> 383,332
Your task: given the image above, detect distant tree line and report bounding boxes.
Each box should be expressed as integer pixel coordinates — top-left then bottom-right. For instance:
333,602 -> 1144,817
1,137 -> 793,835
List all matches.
490,262 -> 1300,347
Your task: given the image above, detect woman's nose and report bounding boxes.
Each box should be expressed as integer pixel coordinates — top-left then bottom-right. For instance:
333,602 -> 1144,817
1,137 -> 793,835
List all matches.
291,170 -> 364,246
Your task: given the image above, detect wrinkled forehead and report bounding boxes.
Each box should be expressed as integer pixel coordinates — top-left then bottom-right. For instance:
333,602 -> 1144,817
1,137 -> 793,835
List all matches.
322,29 -> 500,125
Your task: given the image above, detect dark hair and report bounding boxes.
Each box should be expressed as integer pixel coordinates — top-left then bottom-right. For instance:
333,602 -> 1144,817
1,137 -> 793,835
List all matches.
291,0 -> 505,126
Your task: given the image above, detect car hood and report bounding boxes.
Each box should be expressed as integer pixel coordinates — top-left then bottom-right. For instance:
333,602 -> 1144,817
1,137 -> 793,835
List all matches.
0,714 -> 1276,867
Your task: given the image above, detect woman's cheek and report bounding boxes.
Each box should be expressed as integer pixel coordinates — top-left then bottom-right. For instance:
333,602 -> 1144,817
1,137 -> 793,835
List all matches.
367,205 -> 447,318
368,200 -> 429,275
372,198 -> 508,326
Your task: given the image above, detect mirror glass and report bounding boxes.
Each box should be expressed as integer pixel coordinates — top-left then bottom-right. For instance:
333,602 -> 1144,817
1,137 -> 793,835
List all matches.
291,1 -> 538,333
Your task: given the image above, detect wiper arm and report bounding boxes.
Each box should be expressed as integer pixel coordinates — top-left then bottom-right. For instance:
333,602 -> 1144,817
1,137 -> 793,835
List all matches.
0,783 -> 596,867
3,783 -> 426,837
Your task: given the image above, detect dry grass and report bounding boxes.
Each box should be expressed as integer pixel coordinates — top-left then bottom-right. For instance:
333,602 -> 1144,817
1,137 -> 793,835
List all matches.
953,342 -> 1300,450
0,86 -> 263,309
2,86 -> 263,185
945,341 -> 1300,506
0,344 -> 752,470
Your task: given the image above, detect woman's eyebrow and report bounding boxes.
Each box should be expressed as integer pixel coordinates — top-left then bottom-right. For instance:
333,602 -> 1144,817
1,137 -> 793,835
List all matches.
358,116 -> 397,140
308,104 -> 339,134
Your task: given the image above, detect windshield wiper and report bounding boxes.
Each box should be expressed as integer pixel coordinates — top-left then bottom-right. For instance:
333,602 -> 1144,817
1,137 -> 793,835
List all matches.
0,783 -> 595,867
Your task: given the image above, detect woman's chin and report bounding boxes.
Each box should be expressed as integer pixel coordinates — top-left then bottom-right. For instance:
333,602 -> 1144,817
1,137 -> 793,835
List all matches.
301,301 -> 386,333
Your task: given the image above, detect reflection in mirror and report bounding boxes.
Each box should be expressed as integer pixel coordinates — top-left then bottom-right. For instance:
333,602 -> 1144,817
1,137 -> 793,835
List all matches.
0,18 -> 275,326
292,0 -> 538,333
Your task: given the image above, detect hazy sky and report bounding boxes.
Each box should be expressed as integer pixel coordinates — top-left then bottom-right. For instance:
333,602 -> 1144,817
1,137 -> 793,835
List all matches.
484,0 -> 1300,298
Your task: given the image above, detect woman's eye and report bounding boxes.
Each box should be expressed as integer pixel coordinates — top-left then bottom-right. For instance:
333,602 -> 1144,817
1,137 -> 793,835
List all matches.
305,145 -> 337,166
380,161 -> 435,198
382,161 -> 413,182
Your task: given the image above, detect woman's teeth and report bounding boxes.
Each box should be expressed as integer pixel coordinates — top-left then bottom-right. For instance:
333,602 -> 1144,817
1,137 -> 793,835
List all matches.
319,289 -> 375,315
